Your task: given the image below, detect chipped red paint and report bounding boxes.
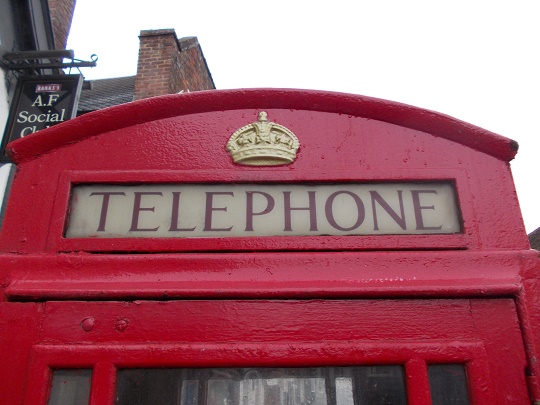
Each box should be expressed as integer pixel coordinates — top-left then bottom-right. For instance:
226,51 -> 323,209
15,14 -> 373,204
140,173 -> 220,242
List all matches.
0,89 -> 538,404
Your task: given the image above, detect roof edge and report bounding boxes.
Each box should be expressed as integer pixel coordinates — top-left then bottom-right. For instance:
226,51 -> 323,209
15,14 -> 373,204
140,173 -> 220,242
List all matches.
7,88 -> 518,163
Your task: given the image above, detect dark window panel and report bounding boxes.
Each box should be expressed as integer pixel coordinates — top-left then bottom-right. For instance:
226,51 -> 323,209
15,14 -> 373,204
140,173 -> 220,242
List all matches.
115,366 -> 407,405
428,364 -> 470,405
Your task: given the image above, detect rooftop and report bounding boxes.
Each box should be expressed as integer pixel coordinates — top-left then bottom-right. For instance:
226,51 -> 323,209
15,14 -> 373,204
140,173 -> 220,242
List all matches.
529,227 -> 540,250
77,76 -> 135,115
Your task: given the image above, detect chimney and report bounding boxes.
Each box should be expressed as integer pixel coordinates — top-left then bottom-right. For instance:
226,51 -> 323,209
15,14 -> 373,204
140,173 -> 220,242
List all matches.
48,0 -> 77,49
133,29 -> 215,101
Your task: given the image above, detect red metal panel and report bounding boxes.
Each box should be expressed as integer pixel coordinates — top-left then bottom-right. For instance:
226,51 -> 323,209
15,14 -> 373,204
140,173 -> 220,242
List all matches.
38,300 -> 483,343
0,250 -> 527,302
18,299 -> 527,404
6,89 -> 518,163
0,303 -> 43,405
469,299 -> 529,402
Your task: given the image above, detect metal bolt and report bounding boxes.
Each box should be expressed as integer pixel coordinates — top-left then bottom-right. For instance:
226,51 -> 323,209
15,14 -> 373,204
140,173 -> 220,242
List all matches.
80,317 -> 95,332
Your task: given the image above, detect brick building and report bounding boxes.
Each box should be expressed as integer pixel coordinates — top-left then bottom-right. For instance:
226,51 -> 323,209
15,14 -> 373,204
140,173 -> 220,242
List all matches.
77,29 -> 215,115
48,0 -> 77,50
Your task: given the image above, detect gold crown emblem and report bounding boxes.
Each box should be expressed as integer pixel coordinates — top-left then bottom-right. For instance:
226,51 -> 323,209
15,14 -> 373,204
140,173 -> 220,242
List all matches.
226,111 -> 300,166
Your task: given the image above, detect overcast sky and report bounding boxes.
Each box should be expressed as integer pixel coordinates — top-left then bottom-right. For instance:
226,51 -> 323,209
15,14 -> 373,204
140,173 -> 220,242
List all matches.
67,0 -> 540,233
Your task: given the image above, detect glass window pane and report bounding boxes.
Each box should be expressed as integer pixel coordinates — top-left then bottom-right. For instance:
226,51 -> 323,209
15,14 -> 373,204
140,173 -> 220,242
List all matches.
115,366 -> 407,405
335,377 -> 354,405
180,380 -> 199,405
48,369 -> 92,405
353,366 -> 407,405
428,364 -> 470,405
115,369 -> 181,405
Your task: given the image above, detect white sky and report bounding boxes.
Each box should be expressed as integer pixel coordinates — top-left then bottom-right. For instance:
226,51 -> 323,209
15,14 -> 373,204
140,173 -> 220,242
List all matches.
67,0 -> 540,233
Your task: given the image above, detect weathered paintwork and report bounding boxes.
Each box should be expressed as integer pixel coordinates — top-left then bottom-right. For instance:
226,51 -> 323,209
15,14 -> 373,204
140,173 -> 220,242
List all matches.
0,89 -> 538,404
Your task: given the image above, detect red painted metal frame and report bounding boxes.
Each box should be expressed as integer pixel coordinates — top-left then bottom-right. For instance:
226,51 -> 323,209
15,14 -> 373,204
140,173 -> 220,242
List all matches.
26,341 -> 491,405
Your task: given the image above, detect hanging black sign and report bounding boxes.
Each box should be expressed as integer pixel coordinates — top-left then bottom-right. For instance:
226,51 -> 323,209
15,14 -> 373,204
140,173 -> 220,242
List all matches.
1,74 -> 83,162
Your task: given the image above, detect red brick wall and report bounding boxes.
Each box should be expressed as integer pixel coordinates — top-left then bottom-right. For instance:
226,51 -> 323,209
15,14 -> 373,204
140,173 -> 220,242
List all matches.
48,0 -> 77,49
134,29 -> 214,101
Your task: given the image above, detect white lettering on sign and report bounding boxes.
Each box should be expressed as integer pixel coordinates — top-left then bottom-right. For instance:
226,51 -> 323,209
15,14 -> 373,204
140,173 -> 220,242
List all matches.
36,84 -> 62,92
65,183 -> 461,238
16,109 -> 66,124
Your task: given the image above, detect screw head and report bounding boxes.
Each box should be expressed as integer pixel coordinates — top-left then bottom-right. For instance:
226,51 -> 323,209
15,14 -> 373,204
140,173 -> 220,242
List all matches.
115,318 -> 129,332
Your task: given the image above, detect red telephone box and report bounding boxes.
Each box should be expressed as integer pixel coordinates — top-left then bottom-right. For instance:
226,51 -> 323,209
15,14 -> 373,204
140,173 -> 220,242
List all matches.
1,89 -> 539,404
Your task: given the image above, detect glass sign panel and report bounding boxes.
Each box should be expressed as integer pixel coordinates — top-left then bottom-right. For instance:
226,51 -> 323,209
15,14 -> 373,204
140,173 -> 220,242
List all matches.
66,182 -> 460,238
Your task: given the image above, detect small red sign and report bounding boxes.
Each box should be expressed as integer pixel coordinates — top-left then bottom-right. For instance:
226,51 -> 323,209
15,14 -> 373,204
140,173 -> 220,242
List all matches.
35,84 -> 62,92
